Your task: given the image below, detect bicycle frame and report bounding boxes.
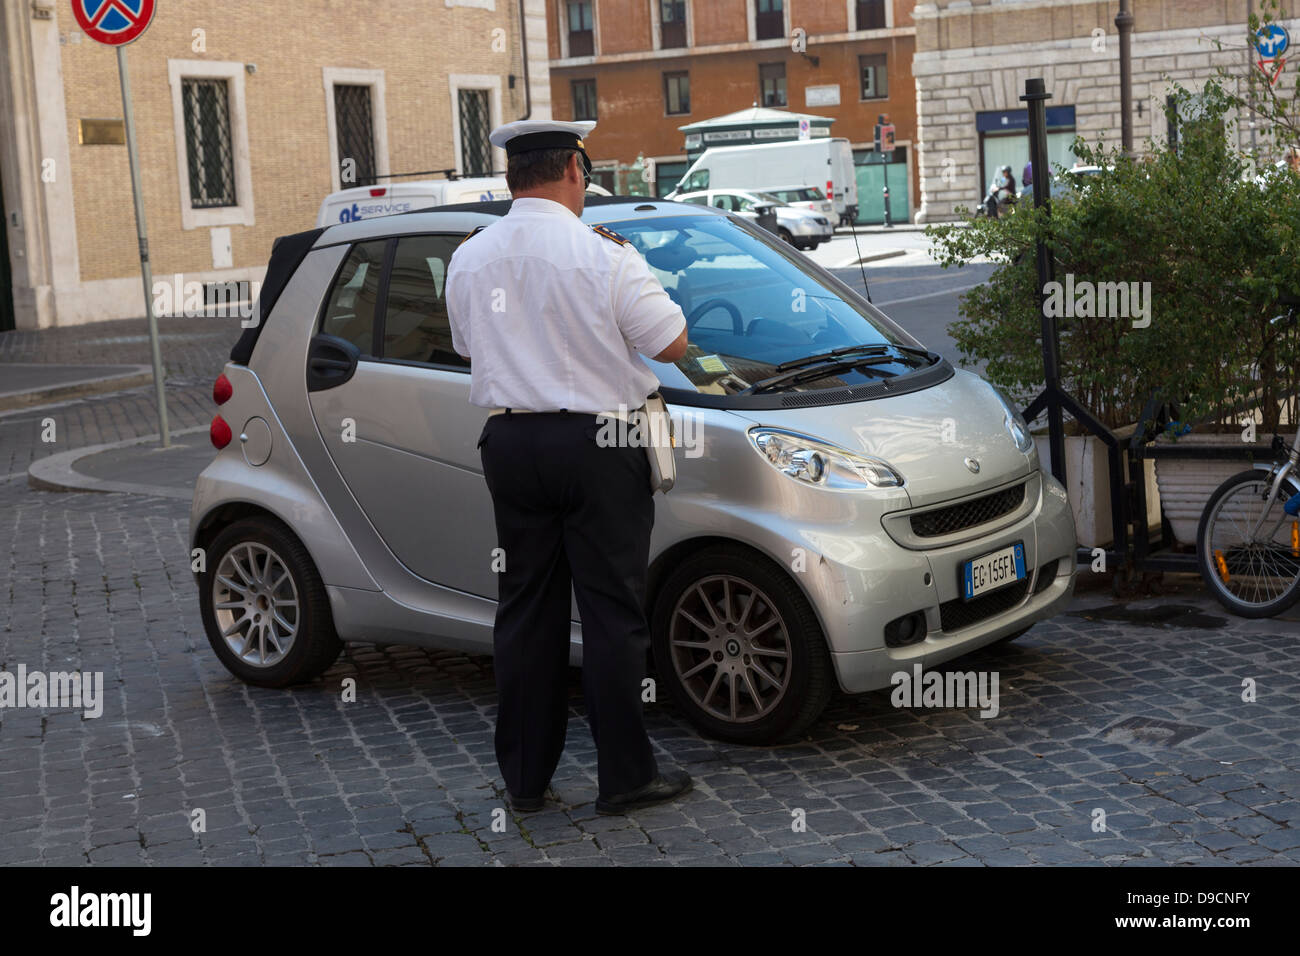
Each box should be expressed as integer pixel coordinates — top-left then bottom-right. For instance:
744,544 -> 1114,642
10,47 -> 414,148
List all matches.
1248,446 -> 1300,541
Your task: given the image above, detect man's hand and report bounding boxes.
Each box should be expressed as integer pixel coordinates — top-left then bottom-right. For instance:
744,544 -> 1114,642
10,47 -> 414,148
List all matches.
653,326 -> 688,363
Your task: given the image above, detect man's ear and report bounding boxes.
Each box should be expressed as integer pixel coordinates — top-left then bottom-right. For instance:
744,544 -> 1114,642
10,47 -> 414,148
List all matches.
568,151 -> 583,184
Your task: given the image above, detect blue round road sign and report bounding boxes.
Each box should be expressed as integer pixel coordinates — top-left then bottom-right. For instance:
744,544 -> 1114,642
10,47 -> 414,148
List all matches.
1255,23 -> 1290,59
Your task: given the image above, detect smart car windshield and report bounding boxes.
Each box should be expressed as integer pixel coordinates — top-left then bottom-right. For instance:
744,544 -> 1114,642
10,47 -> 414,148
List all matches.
605,213 -> 927,393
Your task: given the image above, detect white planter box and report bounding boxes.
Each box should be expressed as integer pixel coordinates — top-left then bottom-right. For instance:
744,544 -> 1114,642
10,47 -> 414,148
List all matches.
1034,433 -> 1160,550
1153,433 -> 1294,547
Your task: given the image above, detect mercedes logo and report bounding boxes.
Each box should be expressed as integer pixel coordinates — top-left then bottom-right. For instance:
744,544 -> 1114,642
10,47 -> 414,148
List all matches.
964,457 -> 980,474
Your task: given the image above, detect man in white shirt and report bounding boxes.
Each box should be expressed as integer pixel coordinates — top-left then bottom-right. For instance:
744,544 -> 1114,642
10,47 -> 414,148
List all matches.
447,120 -> 690,816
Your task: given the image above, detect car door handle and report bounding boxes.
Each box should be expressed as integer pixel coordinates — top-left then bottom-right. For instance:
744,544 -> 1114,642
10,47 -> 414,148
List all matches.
310,357 -> 352,372
306,334 -> 361,392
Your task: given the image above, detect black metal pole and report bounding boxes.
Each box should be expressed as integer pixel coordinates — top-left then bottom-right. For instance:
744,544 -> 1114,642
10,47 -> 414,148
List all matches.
882,154 -> 892,228
1116,0 -> 1134,155
1021,77 -> 1065,484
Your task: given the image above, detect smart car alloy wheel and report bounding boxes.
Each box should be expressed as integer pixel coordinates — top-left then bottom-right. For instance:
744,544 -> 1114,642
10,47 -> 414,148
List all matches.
198,517 -> 342,687
668,574 -> 793,723
213,542 -> 300,668
652,546 -> 833,744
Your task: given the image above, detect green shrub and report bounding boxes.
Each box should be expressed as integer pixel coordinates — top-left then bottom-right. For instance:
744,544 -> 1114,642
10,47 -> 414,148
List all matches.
928,80 -> 1300,435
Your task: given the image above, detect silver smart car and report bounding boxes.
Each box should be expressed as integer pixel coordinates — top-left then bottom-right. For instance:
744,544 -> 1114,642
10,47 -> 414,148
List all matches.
190,196 -> 1076,744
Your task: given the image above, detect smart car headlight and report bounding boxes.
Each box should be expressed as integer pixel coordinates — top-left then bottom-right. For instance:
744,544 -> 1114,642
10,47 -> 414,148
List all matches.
988,384 -> 1034,454
748,427 -> 903,490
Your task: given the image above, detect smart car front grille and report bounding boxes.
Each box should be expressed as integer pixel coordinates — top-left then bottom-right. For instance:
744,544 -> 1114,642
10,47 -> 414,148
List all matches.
911,483 -> 1026,538
939,578 -> 1031,633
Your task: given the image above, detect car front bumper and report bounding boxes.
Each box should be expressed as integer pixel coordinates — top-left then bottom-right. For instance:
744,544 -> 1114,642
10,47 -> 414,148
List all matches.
790,470 -> 1077,694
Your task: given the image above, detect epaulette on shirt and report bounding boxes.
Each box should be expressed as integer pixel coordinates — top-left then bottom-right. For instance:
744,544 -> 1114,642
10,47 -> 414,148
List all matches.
591,224 -> 630,246
458,225 -> 486,247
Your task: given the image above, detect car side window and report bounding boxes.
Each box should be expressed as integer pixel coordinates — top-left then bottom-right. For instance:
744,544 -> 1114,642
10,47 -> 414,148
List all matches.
683,169 -> 709,191
737,196 -> 757,212
320,239 -> 387,353
712,195 -> 732,211
380,234 -> 467,368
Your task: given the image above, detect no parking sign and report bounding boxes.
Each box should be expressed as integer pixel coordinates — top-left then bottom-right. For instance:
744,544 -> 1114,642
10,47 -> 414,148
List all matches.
70,0 -> 170,445
70,0 -> 156,46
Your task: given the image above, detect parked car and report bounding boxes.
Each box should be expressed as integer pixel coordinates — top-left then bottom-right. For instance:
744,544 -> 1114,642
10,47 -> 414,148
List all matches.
192,196 -> 1077,744
314,177 -> 510,227
761,184 -> 836,220
667,138 -> 859,224
675,188 -> 833,250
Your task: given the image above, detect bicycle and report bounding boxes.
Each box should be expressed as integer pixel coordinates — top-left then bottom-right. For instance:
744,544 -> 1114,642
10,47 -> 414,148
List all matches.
1196,298 -> 1300,617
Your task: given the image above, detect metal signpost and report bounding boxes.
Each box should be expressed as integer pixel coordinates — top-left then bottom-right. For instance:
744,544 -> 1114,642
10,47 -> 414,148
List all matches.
874,115 -> 896,228
69,0 -> 170,447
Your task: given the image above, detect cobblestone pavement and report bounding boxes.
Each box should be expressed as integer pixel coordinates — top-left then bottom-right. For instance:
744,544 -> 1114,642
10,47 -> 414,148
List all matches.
2,319 -> 1299,866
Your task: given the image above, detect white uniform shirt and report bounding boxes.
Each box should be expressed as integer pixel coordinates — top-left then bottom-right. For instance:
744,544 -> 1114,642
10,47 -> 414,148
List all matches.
446,197 -> 686,413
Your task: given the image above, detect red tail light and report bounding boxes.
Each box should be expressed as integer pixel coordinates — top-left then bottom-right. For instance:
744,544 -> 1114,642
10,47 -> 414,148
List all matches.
369,188 -> 387,197
826,180 -> 834,200
211,415 -> 232,449
213,373 -> 232,405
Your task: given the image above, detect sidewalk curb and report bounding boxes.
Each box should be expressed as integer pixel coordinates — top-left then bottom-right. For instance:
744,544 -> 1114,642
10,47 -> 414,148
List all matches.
0,364 -> 155,412
836,248 -> 909,268
27,426 -> 209,500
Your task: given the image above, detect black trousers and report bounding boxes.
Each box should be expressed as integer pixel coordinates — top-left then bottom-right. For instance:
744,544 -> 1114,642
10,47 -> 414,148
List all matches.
478,411 -> 659,799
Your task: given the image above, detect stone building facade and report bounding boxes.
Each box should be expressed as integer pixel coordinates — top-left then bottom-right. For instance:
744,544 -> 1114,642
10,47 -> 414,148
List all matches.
0,0 -> 551,329
912,0 -> 1288,222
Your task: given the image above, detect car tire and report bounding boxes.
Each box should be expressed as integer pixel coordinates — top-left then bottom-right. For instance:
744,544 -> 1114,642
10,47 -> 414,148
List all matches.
778,228 -> 795,245
650,545 -> 833,744
199,516 -> 342,687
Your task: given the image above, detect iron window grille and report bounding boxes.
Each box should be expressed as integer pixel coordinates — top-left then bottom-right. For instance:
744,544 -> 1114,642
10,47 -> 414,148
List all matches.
181,77 -> 237,208
458,88 -> 493,176
334,84 -> 377,188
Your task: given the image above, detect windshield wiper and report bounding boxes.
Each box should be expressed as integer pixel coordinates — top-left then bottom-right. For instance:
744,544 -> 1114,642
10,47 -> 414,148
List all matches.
774,343 -> 930,373
741,355 -> 902,395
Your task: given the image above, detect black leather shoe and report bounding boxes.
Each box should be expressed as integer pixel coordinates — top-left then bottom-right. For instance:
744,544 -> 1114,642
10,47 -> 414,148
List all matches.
509,794 -> 545,813
595,771 -> 693,815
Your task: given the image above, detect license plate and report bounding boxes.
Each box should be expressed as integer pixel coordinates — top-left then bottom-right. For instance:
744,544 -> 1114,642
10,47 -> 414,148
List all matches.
962,542 -> 1026,601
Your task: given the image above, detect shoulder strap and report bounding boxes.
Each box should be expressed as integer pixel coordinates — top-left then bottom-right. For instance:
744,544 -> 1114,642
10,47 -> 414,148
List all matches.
458,225 -> 487,247
591,224 -> 631,246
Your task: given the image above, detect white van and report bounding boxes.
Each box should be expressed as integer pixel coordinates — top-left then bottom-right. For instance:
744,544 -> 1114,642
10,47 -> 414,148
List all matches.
668,139 -> 858,224
314,177 -> 510,228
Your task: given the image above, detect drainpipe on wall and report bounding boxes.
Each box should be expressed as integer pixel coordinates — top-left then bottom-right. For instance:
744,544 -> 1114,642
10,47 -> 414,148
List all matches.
517,0 -> 531,121
1116,0 -> 1134,155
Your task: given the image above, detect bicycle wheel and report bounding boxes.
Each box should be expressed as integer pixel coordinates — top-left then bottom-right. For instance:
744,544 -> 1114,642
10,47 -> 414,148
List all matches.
1197,469 -> 1300,618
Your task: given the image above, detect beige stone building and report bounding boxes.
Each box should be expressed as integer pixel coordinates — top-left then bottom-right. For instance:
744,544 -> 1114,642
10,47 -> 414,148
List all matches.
0,0 -> 552,330
912,0 -> 1293,222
